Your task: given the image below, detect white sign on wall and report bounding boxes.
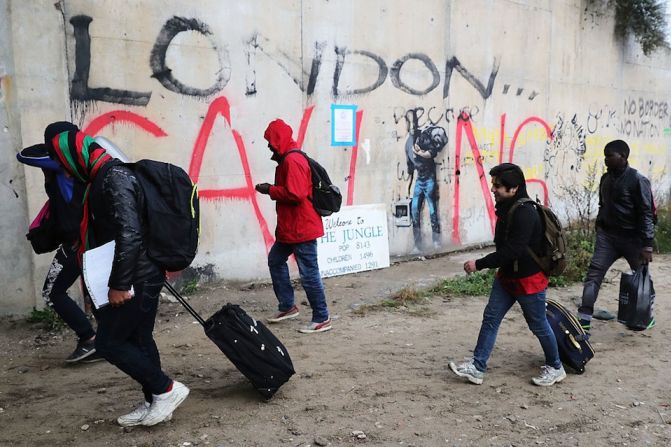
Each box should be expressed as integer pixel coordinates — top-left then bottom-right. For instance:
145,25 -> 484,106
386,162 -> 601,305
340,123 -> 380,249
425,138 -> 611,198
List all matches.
318,204 -> 390,278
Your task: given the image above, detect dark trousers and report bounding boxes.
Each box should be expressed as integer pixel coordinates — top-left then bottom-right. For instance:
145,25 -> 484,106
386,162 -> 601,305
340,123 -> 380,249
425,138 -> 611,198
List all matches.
42,245 -> 95,341
578,229 -> 643,320
94,274 -> 170,402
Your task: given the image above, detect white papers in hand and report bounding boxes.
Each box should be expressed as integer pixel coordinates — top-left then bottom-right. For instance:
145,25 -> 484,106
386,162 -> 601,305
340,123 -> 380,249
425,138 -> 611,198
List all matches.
82,241 -> 133,309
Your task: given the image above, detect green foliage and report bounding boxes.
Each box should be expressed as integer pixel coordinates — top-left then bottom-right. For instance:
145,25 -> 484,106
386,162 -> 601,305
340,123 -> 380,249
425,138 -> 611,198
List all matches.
429,270 -> 495,297
558,229 -> 594,283
27,307 -> 65,331
589,0 -> 669,55
548,275 -> 569,287
552,161 -> 599,285
655,205 -> 671,252
614,0 -> 668,55
181,279 -> 198,294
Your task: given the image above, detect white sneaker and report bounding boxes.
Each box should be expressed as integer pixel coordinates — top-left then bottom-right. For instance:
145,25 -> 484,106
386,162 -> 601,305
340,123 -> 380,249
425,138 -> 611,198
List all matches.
531,365 -> 567,386
449,358 -> 484,385
117,401 -> 172,426
141,381 -> 189,426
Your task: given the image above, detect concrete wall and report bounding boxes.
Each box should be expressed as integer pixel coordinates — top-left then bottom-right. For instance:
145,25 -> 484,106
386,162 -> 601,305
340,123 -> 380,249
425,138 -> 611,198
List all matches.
2,0 -> 670,314
0,0 -> 36,314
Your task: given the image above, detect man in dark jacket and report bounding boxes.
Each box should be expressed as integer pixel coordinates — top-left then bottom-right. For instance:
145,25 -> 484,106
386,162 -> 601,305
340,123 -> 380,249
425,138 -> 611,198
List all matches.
45,122 -> 188,426
449,163 -> 565,386
255,118 -> 331,333
578,139 -> 656,332
18,137 -> 98,363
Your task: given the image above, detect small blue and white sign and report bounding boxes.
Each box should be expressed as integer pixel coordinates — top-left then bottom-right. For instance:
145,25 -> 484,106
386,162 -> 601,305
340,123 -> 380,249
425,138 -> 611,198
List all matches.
331,104 -> 357,146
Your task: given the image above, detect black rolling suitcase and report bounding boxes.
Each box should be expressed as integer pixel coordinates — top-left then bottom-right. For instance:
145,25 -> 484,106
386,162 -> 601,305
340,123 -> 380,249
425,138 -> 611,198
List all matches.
546,299 -> 595,374
164,282 -> 295,398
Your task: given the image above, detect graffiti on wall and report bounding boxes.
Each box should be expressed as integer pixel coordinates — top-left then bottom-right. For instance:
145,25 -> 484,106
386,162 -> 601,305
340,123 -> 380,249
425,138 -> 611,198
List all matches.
394,106 -> 555,246
404,123 -> 448,251
545,112 -> 587,174
80,98 -> 365,256
65,13 -> 668,257
69,15 -> 502,106
587,97 -> 670,138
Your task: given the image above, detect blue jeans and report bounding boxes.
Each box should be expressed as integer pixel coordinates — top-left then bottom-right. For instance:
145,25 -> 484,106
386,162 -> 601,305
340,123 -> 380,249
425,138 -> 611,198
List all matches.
411,176 -> 440,246
473,278 -> 560,372
268,240 -> 329,323
94,274 -> 171,402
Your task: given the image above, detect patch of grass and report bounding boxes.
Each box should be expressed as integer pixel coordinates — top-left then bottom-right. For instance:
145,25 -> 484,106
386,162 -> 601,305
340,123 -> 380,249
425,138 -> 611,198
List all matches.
391,286 -> 427,303
655,206 -> 671,253
180,279 -> 199,294
27,307 -> 65,331
428,270 -> 495,297
352,286 -> 430,315
548,275 -> 569,288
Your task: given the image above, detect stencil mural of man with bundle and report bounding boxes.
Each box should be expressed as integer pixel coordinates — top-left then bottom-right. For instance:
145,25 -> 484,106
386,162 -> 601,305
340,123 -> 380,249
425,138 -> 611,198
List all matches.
405,118 -> 448,253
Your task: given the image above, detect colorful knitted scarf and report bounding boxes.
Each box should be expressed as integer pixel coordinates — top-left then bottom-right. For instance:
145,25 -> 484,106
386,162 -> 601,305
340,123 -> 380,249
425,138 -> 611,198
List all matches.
49,130 -> 113,258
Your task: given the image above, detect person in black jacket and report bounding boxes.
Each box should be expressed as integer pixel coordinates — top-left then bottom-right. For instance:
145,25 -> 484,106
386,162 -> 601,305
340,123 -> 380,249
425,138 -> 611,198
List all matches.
18,137 -> 98,363
449,163 -> 566,386
578,140 -> 656,332
44,122 -> 189,427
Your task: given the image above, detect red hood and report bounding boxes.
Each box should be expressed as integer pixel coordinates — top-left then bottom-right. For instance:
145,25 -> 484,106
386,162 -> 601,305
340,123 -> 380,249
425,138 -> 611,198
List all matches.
264,119 -> 298,155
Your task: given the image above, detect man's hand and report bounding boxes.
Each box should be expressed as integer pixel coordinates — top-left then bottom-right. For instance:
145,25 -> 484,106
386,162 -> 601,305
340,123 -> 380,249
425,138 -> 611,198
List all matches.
255,183 -> 271,194
641,247 -> 653,264
464,260 -> 477,274
108,288 -> 133,307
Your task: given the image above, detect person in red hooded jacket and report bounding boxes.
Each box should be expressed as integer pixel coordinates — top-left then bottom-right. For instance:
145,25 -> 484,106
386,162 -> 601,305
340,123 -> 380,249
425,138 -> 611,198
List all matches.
255,119 -> 331,333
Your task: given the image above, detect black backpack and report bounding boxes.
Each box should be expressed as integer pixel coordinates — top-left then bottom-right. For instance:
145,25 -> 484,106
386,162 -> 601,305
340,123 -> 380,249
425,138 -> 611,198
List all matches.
128,160 -> 200,272
283,150 -> 342,216
506,198 -> 567,276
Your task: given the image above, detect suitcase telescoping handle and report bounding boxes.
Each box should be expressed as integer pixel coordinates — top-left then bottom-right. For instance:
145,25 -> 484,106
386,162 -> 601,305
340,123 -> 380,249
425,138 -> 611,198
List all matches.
163,280 -> 206,327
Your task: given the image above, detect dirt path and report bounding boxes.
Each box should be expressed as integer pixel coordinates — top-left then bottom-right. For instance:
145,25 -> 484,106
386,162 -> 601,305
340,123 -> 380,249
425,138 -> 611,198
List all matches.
1,251 -> 670,446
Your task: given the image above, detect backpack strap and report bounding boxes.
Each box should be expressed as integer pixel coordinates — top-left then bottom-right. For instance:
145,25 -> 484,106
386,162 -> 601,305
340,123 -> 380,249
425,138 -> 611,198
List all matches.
505,198 -> 544,273
279,149 -> 305,163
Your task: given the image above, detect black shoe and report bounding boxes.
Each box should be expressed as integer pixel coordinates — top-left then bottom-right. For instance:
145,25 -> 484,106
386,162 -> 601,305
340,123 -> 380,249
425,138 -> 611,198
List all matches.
66,338 -> 96,363
80,352 -> 105,363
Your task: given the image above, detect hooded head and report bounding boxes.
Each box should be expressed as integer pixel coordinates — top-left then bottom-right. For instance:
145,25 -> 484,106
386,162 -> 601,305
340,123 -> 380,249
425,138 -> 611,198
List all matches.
45,125 -> 112,183
44,121 -> 79,147
17,143 -> 61,171
263,119 -> 298,160
43,122 -> 114,256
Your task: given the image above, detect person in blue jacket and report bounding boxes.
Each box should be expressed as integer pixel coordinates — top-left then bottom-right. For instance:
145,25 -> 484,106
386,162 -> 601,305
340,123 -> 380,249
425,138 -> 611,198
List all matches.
18,122 -> 99,363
